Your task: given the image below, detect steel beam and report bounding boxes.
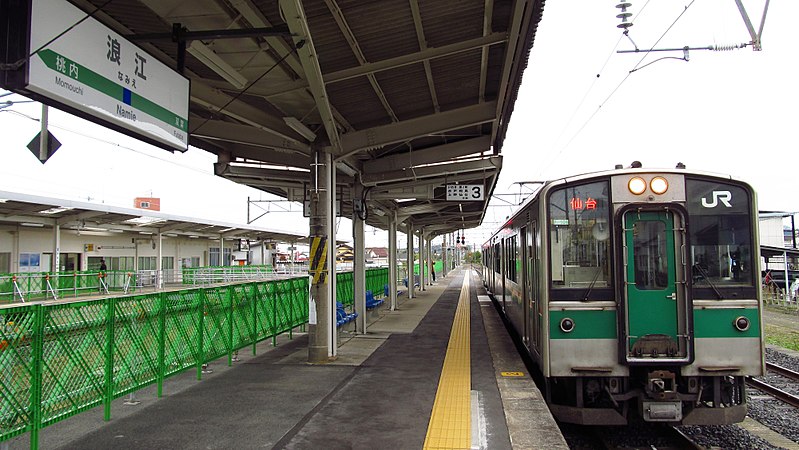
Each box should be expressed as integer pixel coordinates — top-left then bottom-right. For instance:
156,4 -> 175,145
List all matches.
280,0 -> 343,152
362,156 -> 501,186
251,32 -> 508,98
340,102 -> 497,156
362,136 -> 491,174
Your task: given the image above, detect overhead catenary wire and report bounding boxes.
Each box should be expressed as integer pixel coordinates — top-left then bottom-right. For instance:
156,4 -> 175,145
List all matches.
539,0 -> 696,176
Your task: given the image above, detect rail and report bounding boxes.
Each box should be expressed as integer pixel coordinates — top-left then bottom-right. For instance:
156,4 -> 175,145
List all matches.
0,276 -> 309,449
746,362 -> 799,408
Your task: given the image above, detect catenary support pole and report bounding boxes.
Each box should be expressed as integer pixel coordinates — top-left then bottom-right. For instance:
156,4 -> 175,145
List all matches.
353,183 -> 366,333
308,148 -> 331,363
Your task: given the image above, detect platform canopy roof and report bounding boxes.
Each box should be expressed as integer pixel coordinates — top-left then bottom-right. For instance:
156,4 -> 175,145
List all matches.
0,190 -> 305,242
45,0 -> 545,236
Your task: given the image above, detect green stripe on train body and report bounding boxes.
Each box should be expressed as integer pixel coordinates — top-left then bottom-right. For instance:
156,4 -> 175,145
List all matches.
692,308 -> 760,338
549,309 -> 617,339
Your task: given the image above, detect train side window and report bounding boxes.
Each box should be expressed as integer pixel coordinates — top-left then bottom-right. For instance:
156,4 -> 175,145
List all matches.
548,181 -> 611,291
686,179 -> 753,288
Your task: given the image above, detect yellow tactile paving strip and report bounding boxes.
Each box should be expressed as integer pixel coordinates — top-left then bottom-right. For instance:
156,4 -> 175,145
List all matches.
424,275 -> 471,449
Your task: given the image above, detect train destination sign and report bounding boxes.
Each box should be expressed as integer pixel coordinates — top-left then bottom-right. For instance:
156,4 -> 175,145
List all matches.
0,0 -> 190,152
446,184 -> 484,201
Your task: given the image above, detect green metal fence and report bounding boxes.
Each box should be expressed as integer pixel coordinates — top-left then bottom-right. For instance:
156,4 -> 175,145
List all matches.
0,271 -> 137,303
181,265 -> 274,285
0,276 -> 309,449
335,268 -> 389,307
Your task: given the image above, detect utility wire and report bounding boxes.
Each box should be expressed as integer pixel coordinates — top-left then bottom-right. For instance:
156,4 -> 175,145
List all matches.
191,40 -> 305,134
540,0 -> 695,174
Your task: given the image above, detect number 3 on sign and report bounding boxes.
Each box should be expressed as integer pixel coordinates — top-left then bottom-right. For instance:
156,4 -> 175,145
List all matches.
471,186 -> 482,199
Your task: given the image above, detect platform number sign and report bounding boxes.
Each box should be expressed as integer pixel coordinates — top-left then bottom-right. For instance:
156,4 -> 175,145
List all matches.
446,184 -> 484,201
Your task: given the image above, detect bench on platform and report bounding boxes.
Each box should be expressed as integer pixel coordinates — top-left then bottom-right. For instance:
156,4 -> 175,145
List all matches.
336,301 -> 358,327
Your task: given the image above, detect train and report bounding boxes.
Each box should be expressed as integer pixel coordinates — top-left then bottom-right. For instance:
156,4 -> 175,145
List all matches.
481,164 -> 765,425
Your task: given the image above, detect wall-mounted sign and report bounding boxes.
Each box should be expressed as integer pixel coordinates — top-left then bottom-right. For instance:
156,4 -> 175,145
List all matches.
446,184 -> 484,201
0,0 -> 190,152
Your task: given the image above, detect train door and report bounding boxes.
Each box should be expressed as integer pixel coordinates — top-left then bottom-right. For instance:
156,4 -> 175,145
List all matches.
526,223 -> 540,354
622,210 -> 689,363
521,226 -> 530,350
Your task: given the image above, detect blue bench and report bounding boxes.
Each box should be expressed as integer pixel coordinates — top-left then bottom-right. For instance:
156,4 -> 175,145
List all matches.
384,283 -> 403,298
366,290 -> 384,309
336,301 -> 358,327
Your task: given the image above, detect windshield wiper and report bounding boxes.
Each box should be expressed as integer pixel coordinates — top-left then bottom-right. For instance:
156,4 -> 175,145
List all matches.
693,263 -> 724,299
582,266 -> 604,301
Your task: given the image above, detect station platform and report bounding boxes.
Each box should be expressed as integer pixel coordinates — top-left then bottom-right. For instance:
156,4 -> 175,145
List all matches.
6,267 -> 567,450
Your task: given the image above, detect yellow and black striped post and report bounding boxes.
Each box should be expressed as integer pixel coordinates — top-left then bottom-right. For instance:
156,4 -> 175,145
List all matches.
309,235 -> 328,285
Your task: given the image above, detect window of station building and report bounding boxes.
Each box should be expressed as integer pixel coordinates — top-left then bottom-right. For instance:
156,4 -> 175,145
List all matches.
209,247 -> 231,266
548,181 -> 612,291
138,256 -> 157,271
182,257 -> 200,268
0,253 -> 10,273
686,179 -> 753,290
109,257 -> 134,271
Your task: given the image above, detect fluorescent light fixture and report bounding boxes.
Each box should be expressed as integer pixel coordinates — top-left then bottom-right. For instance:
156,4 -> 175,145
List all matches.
139,231 -> 154,235
82,226 -> 108,232
396,198 -> 416,203
373,208 -> 386,217
187,41 -> 247,89
20,222 -> 45,227
164,233 -> 178,237
189,235 -> 199,239
39,206 -> 73,214
108,229 -> 124,233
125,216 -> 166,226
336,162 -> 357,177
283,117 -> 317,141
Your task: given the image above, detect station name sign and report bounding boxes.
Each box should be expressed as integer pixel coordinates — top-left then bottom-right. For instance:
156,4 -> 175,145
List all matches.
446,184 -> 484,201
0,0 -> 190,152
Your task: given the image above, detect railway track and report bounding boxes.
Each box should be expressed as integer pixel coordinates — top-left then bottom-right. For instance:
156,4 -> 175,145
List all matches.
586,423 -> 703,450
745,362 -> 799,408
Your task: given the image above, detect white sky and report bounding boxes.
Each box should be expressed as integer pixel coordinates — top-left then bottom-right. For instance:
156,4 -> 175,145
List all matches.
0,0 -> 792,250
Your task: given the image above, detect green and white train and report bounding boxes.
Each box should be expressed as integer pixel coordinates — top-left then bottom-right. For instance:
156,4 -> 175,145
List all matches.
482,165 -> 765,425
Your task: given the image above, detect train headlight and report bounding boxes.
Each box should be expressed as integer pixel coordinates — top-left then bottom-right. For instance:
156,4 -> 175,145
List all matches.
560,317 -> 575,333
628,177 -> 647,195
734,316 -> 750,332
650,176 -> 669,194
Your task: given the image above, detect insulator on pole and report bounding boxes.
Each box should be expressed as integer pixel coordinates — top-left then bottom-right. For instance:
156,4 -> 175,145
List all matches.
616,2 -> 633,30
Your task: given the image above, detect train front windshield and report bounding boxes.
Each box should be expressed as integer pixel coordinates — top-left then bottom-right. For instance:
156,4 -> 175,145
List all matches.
548,181 -> 612,291
686,178 -> 754,289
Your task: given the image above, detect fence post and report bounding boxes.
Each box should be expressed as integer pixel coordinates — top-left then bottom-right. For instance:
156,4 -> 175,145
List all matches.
251,284 -> 258,356
30,304 -> 44,450
103,298 -> 115,421
197,290 -> 206,380
157,292 -> 166,398
271,284 -> 278,347
227,286 -> 234,367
